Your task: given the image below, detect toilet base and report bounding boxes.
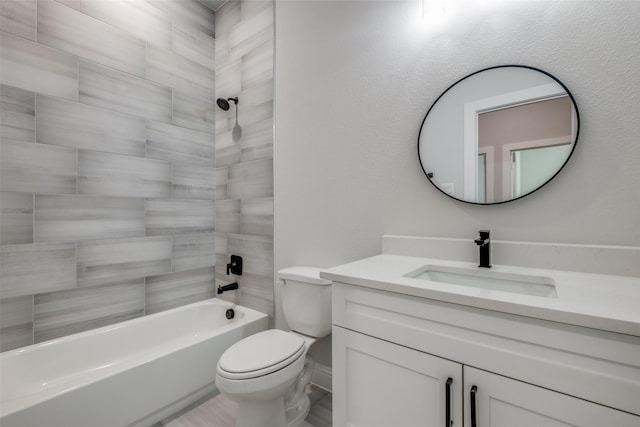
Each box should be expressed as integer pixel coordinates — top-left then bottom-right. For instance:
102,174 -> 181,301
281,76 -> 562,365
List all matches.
286,394 -> 310,427
229,358 -> 314,427
232,392 -> 310,427
235,397 -> 287,427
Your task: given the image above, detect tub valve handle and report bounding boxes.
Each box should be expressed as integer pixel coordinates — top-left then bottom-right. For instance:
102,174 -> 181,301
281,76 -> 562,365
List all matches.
226,255 -> 243,275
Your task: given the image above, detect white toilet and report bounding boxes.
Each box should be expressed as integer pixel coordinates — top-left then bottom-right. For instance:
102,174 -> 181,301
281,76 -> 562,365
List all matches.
215,267 -> 332,427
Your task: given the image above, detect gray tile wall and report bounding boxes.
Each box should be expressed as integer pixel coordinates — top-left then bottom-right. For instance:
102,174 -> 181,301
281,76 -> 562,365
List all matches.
0,0 -> 217,351
214,0 -> 274,319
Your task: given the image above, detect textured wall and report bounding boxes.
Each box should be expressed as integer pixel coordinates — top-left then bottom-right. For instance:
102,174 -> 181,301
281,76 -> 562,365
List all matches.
274,0 -> 640,269
0,0 -> 217,351
273,0 -> 640,364
213,0 -> 274,319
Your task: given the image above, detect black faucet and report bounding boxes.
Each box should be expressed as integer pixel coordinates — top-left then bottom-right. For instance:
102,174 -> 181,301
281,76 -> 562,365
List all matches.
474,230 -> 492,268
217,282 -> 239,294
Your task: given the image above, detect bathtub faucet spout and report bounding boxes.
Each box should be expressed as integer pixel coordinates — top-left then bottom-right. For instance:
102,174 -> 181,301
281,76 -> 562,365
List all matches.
217,282 -> 239,294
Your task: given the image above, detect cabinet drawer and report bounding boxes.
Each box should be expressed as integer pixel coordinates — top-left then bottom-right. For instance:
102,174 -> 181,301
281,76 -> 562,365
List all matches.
332,282 -> 640,415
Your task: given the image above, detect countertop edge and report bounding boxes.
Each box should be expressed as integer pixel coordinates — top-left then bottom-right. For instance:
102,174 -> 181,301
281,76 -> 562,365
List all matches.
321,256 -> 640,337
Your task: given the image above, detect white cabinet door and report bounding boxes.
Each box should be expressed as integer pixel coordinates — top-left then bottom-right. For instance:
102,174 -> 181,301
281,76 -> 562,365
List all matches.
464,367 -> 640,427
333,326 -> 463,427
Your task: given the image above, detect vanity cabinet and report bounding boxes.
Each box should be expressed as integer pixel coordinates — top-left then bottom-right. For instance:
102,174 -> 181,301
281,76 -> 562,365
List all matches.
332,282 -> 640,427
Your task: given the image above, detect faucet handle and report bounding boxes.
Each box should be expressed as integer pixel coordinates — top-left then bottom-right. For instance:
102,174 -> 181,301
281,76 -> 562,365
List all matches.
226,255 -> 243,275
475,230 -> 490,246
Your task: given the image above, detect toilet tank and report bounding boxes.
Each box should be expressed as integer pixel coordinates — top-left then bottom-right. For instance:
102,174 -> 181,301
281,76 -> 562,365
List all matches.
278,267 -> 332,338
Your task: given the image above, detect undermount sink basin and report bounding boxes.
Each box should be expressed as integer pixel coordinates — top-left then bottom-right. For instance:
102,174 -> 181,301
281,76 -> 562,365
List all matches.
406,265 -> 557,298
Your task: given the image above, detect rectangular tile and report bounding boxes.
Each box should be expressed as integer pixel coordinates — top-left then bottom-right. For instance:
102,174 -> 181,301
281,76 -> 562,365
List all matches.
214,31 -> 231,67
78,150 -> 171,198
214,132 -> 241,169
215,166 -> 229,200
0,296 -> 33,352
215,234 -> 228,255
221,235 -> 273,316
34,282 -> 144,343
81,0 -> 171,49
172,233 -> 215,273
37,0 -> 145,77
241,38 -> 273,89
0,32 -> 77,100
234,82 -> 273,149
36,96 -> 146,156
228,80 -> 273,161
146,45 -> 215,100
239,117 -> 273,163
0,85 -> 35,142
76,236 -> 172,287
240,78 -> 274,110
215,199 -> 240,234
223,275 -> 272,317
145,199 -> 214,236
229,3 -> 273,59
214,58 -> 242,120
155,0 -> 215,37
240,197 -> 273,237
173,20 -> 215,70
173,91 -> 215,133
35,195 -> 144,243
1,138 -> 77,194
1,0 -> 36,40
145,267 -> 215,315
146,121 -> 214,167
79,60 -> 172,122
216,234 -> 273,315
243,124 -> 274,157
172,162 -> 215,200
0,243 -> 76,298
227,234 -> 273,278
214,0 -> 240,36
226,157 -> 273,200
1,191 -> 33,244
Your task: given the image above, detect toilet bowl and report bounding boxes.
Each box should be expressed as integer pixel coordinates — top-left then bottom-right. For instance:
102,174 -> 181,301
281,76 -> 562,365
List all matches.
215,267 -> 332,427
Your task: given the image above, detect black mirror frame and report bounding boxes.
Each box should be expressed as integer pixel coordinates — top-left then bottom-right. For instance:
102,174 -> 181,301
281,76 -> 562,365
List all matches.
417,64 -> 580,205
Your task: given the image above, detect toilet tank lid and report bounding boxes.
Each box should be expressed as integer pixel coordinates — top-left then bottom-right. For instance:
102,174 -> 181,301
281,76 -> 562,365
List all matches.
278,266 -> 331,285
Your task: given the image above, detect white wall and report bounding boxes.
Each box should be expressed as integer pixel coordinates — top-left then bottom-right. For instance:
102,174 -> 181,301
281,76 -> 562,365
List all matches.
273,0 -> 640,335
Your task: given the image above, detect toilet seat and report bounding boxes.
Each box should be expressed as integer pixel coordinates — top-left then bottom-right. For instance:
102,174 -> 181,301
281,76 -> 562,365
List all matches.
217,330 -> 306,380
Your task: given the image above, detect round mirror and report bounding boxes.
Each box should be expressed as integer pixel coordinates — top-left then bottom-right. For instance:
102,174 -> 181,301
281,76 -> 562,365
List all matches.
418,65 -> 579,205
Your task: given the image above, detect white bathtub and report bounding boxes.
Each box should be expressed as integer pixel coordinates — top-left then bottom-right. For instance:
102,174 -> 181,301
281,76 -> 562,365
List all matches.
0,298 -> 268,427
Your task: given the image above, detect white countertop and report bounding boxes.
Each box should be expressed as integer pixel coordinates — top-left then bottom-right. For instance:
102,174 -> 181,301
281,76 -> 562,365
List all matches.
321,254 -> 640,337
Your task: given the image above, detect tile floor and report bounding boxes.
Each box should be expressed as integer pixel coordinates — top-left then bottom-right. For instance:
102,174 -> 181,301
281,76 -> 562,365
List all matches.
157,386 -> 332,427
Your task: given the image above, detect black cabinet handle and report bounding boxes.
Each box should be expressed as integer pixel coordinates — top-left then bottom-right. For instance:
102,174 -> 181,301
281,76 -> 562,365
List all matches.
470,385 -> 478,427
445,377 -> 453,427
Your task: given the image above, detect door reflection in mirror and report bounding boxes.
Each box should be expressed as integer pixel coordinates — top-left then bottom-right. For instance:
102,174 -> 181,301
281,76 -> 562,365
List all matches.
510,144 -> 572,198
476,95 -> 575,203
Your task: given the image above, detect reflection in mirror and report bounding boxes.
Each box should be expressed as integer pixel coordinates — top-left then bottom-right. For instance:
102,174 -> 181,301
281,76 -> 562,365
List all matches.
418,66 -> 579,205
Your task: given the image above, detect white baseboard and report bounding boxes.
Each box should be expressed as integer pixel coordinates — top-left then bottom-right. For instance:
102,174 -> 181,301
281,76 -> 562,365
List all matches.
311,363 -> 332,393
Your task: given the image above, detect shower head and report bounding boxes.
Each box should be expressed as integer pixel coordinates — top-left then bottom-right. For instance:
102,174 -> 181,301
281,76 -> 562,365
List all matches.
216,97 -> 238,111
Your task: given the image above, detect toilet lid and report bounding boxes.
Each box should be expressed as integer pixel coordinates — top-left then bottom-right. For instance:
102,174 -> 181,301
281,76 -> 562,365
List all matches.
217,330 -> 305,380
